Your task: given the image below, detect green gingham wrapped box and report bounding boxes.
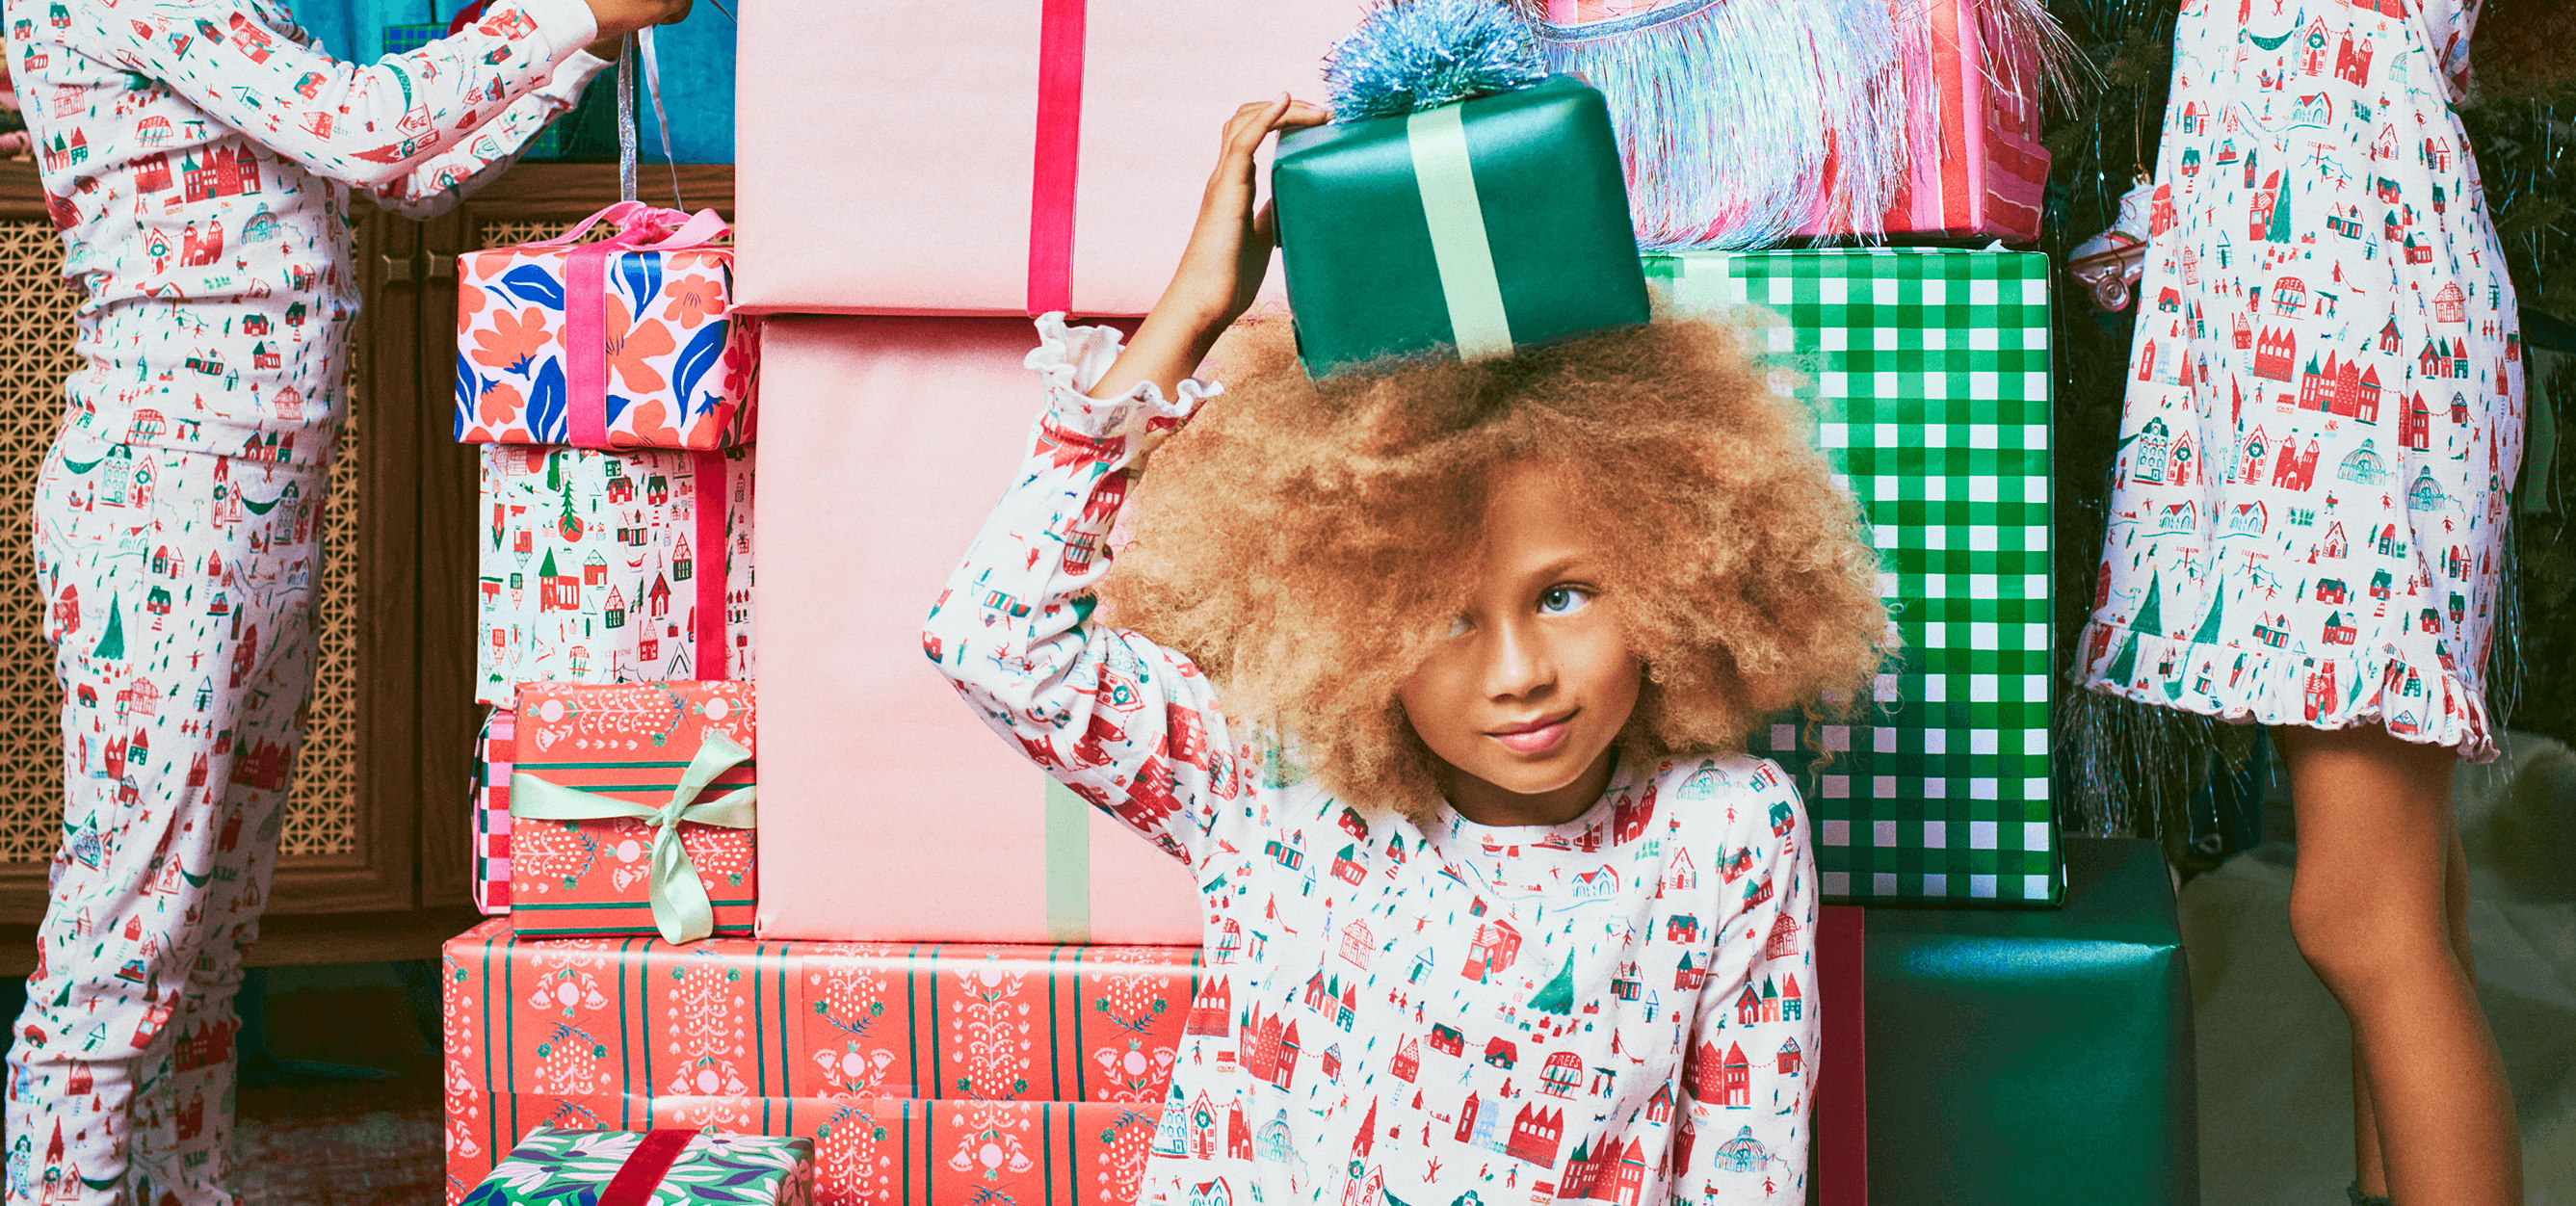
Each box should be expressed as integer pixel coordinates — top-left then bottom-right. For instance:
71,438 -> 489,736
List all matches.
1647,248 -> 2061,907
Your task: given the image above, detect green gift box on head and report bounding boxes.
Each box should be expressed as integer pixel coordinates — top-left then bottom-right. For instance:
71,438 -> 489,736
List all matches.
1273,74 -> 1649,376
1648,248 -> 2062,907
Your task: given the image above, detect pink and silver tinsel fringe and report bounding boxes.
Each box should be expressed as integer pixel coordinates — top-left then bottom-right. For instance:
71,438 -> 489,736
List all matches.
1530,0 -> 2078,250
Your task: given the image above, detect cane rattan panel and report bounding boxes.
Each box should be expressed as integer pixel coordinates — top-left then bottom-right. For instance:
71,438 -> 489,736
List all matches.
0,220 -> 78,866
0,219 -> 362,863
277,384 -> 361,857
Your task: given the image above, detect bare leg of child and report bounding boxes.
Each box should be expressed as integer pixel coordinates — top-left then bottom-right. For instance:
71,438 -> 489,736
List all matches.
2349,813 -> 2480,1200
2275,724 -> 2520,1206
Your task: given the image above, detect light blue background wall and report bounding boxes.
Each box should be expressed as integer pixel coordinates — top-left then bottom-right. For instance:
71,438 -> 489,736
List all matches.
291,0 -> 734,163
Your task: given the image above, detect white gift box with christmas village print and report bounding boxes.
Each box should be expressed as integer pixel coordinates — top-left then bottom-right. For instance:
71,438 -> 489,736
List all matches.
1648,248 -> 2062,907
477,444 -> 756,709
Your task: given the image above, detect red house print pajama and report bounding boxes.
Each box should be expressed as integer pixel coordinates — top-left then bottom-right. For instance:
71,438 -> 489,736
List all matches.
3,1 -> 607,1200
926,319 -> 1823,1204
2080,0 -> 2521,753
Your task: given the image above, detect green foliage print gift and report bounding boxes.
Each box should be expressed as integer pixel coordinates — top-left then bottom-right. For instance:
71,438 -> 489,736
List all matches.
1649,248 -> 2063,906
464,1126 -> 813,1206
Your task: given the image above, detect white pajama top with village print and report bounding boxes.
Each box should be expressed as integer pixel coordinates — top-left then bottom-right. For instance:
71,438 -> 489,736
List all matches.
927,318 -> 1822,1206
2076,0 -> 2521,758
10,0 -> 607,469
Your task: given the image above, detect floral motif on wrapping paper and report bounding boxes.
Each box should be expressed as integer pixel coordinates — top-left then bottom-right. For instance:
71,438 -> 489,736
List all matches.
455,242 -> 759,450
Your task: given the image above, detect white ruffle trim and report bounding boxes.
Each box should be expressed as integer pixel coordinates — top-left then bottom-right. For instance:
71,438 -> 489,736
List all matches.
2077,620 -> 2500,764
1024,313 -> 1222,453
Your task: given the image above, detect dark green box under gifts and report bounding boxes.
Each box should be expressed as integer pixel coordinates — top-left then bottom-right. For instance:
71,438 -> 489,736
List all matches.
1272,75 -> 1650,375
1648,249 -> 2062,907
1861,838 -> 2198,1205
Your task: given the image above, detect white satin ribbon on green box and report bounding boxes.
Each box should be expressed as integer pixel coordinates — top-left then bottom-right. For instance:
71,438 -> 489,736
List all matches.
1406,104 -> 1515,362
510,731 -> 757,946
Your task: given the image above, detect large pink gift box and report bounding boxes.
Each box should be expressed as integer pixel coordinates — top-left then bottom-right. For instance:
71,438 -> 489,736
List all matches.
753,317 -> 1200,944
732,0 -> 1362,317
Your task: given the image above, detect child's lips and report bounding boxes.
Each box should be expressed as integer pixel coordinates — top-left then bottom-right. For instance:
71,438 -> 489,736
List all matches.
1489,711 -> 1573,754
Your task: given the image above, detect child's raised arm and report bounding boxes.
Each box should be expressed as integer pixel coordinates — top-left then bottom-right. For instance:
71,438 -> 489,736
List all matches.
1083,93 -> 1327,403
925,95 -> 1324,867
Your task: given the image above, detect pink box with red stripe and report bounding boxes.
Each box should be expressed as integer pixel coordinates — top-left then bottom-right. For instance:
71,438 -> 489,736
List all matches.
731,0 -> 1364,317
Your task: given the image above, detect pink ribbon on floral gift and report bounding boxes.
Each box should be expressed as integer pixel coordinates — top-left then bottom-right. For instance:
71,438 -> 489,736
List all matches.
545,201 -> 733,448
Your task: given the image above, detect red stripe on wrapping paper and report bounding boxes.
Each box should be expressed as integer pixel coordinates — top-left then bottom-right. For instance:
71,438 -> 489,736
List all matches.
1818,905 -> 1867,1206
599,1129 -> 695,1206
1027,0 -> 1087,316
693,450 -> 729,679
1975,0 -> 2049,241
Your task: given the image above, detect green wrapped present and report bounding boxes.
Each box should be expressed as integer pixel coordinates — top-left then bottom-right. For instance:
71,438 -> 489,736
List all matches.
1273,74 -> 1649,375
464,1126 -> 813,1206
1863,837 -> 2197,1204
1650,248 -> 2061,906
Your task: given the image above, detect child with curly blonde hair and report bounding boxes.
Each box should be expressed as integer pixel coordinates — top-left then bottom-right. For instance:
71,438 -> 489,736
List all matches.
927,95 -> 1886,1203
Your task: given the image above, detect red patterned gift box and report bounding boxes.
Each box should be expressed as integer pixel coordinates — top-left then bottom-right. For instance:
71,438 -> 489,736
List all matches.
442,920 -> 1194,1203
509,681 -> 758,942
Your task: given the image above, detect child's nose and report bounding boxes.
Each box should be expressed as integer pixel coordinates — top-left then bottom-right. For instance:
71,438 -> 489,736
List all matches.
1484,618 -> 1554,697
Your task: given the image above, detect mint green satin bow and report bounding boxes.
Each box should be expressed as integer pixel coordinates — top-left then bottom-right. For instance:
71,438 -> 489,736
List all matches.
510,731 -> 756,945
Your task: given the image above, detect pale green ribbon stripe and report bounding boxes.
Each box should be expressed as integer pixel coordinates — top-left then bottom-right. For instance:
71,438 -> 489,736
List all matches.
1406,104 -> 1514,362
510,731 -> 757,946
1042,775 -> 1092,944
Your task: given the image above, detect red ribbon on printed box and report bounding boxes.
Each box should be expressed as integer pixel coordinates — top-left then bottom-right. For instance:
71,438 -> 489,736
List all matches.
440,919 -> 1193,1204
508,681 -> 759,943
457,201 -> 760,449
732,0 -> 1364,317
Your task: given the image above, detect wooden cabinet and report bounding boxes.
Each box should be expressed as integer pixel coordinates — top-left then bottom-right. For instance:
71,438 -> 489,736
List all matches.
0,162 -> 732,965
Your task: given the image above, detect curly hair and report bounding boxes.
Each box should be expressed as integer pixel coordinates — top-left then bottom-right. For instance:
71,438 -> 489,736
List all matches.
1097,317 -> 1890,817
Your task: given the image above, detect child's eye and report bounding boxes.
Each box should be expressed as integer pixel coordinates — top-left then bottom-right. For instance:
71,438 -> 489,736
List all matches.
1445,615 -> 1472,639
1538,586 -> 1592,616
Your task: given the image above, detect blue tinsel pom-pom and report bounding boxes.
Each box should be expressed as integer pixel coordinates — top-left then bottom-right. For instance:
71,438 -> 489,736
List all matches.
1324,0 -> 1548,122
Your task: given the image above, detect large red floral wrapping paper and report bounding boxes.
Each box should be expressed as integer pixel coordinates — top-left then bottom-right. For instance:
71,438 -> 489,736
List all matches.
508,682 -> 760,938
441,919 -> 1196,1200
456,240 -> 760,448
479,444 -> 756,708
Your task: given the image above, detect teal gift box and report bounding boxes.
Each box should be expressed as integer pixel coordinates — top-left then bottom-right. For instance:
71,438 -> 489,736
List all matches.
464,1126 -> 813,1206
1273,75 -> 1649,375
1650,248 -> 2061,906
1862,838 -> 2197,1205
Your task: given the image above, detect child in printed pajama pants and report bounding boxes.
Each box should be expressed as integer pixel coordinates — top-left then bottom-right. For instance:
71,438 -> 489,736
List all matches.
2,0 -> 687,1201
